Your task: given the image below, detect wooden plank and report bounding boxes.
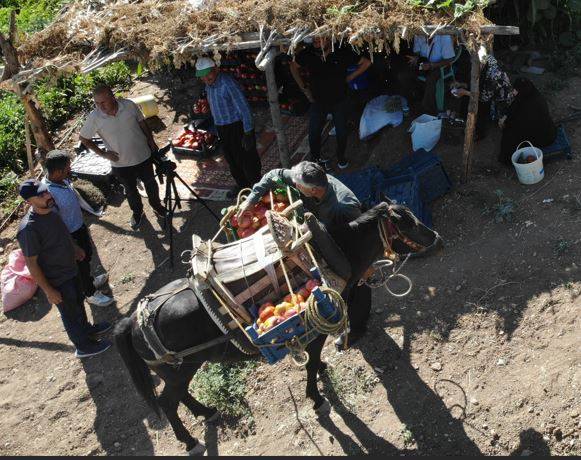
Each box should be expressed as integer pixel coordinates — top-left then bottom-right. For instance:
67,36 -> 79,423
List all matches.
24,117 -> 34,175
264,49 -> 291,168
461,49 -> 482,182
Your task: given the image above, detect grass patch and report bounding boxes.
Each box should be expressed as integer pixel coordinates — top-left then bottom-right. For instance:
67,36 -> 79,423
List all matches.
0,0 -> 70,35
482,189 -> 516,223
190,361 -> 258,418
0,169 -> 22,219
553,239 -> 571,256
120,273 -> 135,284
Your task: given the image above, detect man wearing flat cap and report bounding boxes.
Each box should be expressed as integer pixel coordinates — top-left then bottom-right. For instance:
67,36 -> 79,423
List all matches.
16,180 -> 112,359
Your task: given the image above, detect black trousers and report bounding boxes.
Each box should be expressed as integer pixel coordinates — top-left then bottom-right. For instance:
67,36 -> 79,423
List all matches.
345,283 -> 372,334
112,158 -> 163,218
216,121 -> 262,189
71,224 -> 95,298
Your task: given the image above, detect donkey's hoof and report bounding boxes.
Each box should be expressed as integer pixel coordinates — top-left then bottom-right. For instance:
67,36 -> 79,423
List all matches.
187,442 -> 206,456
314,399 -> 331,417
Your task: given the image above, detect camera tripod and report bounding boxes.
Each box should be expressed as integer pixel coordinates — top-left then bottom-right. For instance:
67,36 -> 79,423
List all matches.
154,145 -> 220,268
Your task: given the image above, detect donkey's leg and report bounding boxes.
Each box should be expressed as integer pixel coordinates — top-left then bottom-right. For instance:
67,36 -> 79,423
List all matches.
158,383 -> 202,453
304,335 -> 330,415
182,392 -> 218,421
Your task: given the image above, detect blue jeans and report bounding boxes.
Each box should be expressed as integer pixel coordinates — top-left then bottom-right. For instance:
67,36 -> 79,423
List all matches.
309,100 -> 348,163
54,276 -> 92,349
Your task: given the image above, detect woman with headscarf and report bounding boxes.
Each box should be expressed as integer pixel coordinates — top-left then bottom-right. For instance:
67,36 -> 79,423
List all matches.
451,45 -> 514,139
498,77 -> 557,165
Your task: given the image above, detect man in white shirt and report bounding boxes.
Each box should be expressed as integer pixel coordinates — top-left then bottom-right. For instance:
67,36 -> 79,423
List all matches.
79,85 -> 166,230
407,34 -> 456,114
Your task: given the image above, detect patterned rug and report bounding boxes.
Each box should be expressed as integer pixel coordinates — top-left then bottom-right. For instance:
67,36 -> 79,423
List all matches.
159,115 -> 310,202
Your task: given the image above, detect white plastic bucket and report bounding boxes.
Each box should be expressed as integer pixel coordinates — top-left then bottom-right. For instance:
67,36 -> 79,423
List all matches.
129,94 -> 158,118
511,141 -> 544,185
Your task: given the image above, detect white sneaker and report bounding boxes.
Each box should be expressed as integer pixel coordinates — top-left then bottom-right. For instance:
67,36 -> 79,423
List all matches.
93,273 -> 109,289
86,291 -> 115,307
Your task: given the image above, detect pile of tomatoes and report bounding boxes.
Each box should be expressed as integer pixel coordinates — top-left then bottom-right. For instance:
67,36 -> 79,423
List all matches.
228,189 -> 290,239
173,128 -> 216,151
192,98 -> 210,115
252,279 -> 321,336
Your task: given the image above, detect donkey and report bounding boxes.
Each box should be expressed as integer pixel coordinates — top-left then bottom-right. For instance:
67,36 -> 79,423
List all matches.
113,202 -> 442,454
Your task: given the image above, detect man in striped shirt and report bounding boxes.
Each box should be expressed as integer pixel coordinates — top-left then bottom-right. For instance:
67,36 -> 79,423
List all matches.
196,57 -> 262,195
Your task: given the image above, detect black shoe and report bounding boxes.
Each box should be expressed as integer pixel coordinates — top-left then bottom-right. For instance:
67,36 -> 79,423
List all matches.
130,211 -> 144,230
88,321 -> 112,341
75,339 -> 112,359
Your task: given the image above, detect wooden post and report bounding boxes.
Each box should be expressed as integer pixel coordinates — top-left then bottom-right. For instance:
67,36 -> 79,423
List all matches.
21,93 -> 55,160
263,49 -> 291,168
461,48 -> 482,182
0,10 -> 20,81
24,117 -> 34,175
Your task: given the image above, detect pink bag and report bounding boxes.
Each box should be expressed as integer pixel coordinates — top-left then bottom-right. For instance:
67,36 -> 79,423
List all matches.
1,249 -> 38,312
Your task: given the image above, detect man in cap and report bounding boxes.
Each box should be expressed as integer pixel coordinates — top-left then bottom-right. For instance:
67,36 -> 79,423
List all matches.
237,162 -> 370,349
16,180 -> 112,358
43,149 -> 114,308
79,84 -> 167,230
196,57 -> 261,195
237,160 -> 361,232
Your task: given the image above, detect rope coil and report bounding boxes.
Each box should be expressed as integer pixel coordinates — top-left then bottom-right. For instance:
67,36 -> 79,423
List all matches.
304,286 -> 349,336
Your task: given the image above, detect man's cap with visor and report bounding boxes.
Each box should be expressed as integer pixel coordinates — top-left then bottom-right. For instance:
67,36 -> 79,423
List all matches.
19,179 -> 49,200
195,57 -> 216,77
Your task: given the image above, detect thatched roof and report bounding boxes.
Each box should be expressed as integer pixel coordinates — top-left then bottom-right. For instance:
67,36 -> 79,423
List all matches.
19,0 -> 494,71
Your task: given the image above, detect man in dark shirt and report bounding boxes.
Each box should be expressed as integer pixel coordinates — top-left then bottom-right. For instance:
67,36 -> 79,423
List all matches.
16,180 -> 112,358
237,162 -> 371,349
291,37 -> 371,170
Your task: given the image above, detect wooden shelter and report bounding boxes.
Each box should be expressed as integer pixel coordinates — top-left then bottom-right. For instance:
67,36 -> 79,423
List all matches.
5,0 -> 519,181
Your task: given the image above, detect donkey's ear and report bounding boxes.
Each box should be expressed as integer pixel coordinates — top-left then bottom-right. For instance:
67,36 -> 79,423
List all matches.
379,192 -> 394,205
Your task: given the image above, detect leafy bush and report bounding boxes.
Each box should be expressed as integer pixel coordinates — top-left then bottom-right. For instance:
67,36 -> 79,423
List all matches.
0,169 -> 22,218
0,0 -> 70,34
190,361 -> 258,417
0,91 -> 26,172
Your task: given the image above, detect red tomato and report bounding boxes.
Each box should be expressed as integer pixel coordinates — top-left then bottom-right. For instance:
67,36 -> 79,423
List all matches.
274,192 -> 288,203
237,227 -> 255,239
261,194 -> 271,205
253,205 -> 267,219
305,279 -> 320,293
238,211 -> 253,229
273,202 -> 287,213
251,216 -> 261,229
229,214 -> 239,228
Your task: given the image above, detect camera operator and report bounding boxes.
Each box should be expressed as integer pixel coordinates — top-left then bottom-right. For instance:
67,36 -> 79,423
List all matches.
79,85 -> 168,231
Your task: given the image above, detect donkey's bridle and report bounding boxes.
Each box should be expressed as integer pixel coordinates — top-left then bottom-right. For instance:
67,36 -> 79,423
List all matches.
378,211 -> 427,257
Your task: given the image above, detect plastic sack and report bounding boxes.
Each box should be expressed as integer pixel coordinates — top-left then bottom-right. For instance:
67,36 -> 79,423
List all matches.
359,96 -> 408,141
408,114 -> 442,152
1,249 -> 38,312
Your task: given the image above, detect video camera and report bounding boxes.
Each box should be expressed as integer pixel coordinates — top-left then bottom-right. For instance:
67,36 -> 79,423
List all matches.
152,143 -> 177,179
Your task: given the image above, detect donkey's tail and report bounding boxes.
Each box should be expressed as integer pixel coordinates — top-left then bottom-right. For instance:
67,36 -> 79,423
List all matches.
113,317 -> 161,417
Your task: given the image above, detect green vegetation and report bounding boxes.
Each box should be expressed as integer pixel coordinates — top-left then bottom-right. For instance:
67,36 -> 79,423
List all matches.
408,0 -> 489,18
190,361 -> 258,418
0,0 -> 70,35
0,169 -> 21,218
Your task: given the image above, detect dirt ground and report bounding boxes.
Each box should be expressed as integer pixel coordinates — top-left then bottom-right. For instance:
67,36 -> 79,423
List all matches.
0,68 -> 579,456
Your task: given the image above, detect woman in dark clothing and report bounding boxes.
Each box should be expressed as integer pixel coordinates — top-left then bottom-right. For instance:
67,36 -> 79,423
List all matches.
451,46 -> 514,139
498,77 -> 557,165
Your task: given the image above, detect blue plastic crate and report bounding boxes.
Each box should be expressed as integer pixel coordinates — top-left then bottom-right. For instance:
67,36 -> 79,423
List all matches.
385,149 -> 452,203
541,125 -> 572,161
336,166 -> 384,208
245,311 -> 319,364
378,174 -> 433,228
